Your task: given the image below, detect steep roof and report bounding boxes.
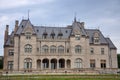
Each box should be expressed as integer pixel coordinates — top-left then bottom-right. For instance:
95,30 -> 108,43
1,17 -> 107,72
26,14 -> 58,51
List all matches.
85,29 -> 108,44
4,19 -> 116,50
34,26 -> 71,39
105,38 -> 116,49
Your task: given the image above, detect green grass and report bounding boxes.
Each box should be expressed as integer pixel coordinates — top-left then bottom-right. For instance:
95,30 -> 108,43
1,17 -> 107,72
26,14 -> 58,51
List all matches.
0,74 -> 120,80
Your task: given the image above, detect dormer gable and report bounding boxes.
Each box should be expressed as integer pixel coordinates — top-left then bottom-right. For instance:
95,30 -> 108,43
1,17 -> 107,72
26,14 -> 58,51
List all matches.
21,19 -> 36,35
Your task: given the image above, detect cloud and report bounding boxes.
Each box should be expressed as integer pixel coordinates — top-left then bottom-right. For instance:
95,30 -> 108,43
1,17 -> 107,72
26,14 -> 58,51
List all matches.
0,0 -> 55,9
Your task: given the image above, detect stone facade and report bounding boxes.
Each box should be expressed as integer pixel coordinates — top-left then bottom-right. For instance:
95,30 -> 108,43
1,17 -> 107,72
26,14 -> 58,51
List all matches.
3,18 -> 118,73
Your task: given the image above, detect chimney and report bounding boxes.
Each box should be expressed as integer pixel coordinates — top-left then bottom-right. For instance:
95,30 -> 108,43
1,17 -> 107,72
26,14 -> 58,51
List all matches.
14,20 -> 19,33
80,22 -> 85,28
4,25 -> 9,43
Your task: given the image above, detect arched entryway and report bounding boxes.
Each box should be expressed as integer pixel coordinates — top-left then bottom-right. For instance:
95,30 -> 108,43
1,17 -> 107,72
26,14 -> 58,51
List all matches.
66,59 -> 71,68
59,59 -> 65,68
51,59 -> 57,69
43,58 -> 49,69
24,58 -> 32,69
37,59 -> 41,69
75,58 -> 82,68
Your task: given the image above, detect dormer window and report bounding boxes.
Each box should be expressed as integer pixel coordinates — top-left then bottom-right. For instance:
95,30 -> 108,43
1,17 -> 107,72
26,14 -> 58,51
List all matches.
25,32 -> 32,39
93,32 -> 99,44
43,32 -> 48,39
51,30 -> 55,39
58,30 -> 63,39
75,34 -> 80,40
10,38 -> 14,44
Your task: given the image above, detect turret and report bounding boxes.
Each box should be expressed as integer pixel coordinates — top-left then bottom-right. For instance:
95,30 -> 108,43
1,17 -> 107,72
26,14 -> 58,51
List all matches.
14,20 -> 19,33
4,25 -> 9,43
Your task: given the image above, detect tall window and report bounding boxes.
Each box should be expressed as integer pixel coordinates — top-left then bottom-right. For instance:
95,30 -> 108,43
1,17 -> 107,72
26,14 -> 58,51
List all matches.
8,61 -> 13,70
24,58 -> 32,69
101,60 -> 106,68
94,32 -> 99,44
101,48 -> 104,54
90,59 -> 95,68
8,49 -> 14,56
75,58 -> 82,68
50,45 -> 56,53
90,48 -> 94,54
75,45 -> 81,53
58,46 -> 64,53
24,44 -> 32,53
75,34 -> 80,40
25,32 -> 31,39
42,45 -> 49,53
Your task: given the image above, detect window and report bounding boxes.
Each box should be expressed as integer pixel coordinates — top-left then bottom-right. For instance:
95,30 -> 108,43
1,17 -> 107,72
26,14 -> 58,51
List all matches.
75,58 -> 82,68
8,61 -> 13,70
101,48 -> 104,54
93,32 -> 99,44
75,35 -> 80,40
58,30 -> 63,39
51,30 -> 55,39
24,58 -> 32,69
67,49 -> 69,53
58,46 -> 64,53
8,49 -> 14,56
50,45 -> 56,53
94,37 -> 99,43
42,45 -> 49,53
43,32 -> 48,39
101,60 -> 106,68
75,45 -> 81,53
90,48 -> 94,54
37,48 -> 39,52
24,44 -> 32,53
25,32 -> 31,39
10,38 -> 14,44
90,59 -> 95,68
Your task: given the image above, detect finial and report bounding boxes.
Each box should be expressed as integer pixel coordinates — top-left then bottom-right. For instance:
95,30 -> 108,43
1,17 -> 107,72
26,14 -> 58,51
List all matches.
74,12 -> 77,22
28,10 -> 30,20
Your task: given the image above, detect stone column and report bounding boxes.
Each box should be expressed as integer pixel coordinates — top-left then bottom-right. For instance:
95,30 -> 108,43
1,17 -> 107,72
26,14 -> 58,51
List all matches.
65,60 -> 67,69
49,60 -> 51,69
57,60 -> 59,69
41,59 -> 43,70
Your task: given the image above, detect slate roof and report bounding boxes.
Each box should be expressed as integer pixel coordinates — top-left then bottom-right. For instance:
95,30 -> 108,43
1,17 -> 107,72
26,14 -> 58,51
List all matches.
85,29 -> 108,44
5,19 -> 116,49
105,38 -> 116,49
5,31 -> 14,46
34,26 -> 71,39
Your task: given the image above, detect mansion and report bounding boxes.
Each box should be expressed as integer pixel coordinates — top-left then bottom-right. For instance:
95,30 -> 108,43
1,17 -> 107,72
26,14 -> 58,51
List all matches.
3,18 -> 118,73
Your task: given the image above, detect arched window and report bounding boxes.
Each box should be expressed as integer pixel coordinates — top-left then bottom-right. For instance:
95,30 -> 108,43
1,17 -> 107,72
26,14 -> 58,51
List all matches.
58,45 -> 64,53
24,44 -> 32,53
24,58 -> 32,69
75,45 -> 81,53
75,58 -> 82,68
50,45 -> 56,53
42,45 -> 49,53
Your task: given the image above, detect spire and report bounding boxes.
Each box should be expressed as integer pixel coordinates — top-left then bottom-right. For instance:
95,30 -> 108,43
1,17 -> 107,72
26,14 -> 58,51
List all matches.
28,10 -> 30,20
74,12 -> 77,22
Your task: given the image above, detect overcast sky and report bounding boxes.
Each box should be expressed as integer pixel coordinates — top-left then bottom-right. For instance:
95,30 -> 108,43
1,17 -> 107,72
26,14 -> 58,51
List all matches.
0,0 -> 120,55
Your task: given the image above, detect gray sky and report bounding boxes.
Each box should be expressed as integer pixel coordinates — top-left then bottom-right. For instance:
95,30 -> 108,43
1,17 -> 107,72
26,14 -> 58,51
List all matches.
0,0 -> 120,55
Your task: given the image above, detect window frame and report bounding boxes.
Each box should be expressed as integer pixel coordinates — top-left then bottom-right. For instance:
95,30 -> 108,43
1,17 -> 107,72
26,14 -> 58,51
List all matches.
75,45 -> 82,54
25,32 -> 32,39
24,44 -> 32,53
58,45 -> 64,53
8,49 -> 14,56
